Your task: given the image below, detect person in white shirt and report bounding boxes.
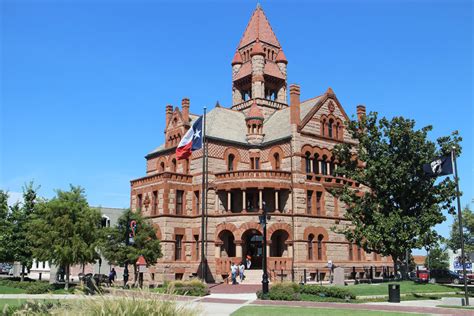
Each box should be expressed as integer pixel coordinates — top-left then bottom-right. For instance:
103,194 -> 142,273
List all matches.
239,262 -> 245,282
231,262 -> 238,285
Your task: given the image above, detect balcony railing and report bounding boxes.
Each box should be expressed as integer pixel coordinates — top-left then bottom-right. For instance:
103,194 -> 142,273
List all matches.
130,172 -> 192,187
305,173 -> 359,188
231,98 -> 288,111
215,170 -> 292,181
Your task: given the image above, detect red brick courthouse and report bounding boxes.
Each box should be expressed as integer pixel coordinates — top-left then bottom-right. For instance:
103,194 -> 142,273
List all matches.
130,6 -> 392,283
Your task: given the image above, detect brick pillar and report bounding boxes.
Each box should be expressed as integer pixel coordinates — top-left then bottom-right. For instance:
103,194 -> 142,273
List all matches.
181,98 -> 190,123
290,84 -> 300,125
357,105 -> 366,122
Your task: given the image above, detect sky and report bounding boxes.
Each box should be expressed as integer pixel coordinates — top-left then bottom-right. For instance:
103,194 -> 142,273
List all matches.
1,0 -> 472,252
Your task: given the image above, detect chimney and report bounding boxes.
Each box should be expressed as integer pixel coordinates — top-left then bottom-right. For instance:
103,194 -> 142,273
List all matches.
290,84 -> 301,125
165,104 -> 173,127
356,105 -> 366,122
181,98 -> 190,123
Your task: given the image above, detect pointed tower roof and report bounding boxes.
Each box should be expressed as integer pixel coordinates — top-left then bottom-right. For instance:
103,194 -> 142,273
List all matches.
246,100 -> 264,120
238,5 -> 281,49
275,49 -> 288,64
231,50 -> 243,65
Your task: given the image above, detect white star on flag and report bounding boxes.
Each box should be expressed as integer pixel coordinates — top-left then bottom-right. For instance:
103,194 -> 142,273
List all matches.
193,130 -> 201,139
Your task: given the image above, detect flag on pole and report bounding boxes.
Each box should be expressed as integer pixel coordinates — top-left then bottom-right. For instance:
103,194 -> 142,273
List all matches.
423,155 -> 453,177
176,116 -> 203,160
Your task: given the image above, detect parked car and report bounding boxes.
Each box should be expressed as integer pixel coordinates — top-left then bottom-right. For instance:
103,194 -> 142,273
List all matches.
429,269 -> 467,284
0,263 -> 13,274
415,270 -> 429,283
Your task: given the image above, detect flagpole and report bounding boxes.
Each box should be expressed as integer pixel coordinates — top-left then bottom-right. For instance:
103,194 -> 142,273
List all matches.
452,148 -> 469,306
200,107 -> 207,282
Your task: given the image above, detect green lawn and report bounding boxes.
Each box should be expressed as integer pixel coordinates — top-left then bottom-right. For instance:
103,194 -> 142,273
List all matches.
231,306 -> 427,316
0,285 -> 26,294
0,299 -> 27,311
339,281 -> 456,297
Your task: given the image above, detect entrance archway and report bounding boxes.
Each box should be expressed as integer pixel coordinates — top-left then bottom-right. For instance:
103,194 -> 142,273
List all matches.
242,229 -> 263,269
270,229 -> 289,257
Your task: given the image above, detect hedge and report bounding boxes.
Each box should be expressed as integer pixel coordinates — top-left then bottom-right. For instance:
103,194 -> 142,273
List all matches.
257,282 -> 355,301
165,279 -> 209,296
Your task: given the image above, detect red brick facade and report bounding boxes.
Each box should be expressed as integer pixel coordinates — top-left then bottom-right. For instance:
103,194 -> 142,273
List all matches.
130,6 -> 392,283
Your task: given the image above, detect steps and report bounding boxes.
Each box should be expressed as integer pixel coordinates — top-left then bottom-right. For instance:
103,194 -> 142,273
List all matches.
239,269 -> 268,285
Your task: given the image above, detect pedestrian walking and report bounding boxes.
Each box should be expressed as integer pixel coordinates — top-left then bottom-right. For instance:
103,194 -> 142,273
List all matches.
231,262 -> 238,285
239,261 -> 245,282
246,255 -> 252,269
108,268 -> 116,286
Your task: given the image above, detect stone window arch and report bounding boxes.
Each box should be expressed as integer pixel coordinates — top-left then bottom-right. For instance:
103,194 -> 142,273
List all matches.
317,234 -> 324,260
303,226 -> 329,261
305,152 -> 311,173
224,148 -> 240,172
308,234 -> 314,260
273,153 -> 280,170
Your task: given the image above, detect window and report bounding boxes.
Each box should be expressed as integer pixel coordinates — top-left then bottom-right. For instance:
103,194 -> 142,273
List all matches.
172,159 -> 177,172
194,191 -> 199,214
336,122 -> 340,139
312,154 -> 319,174
137,194 -> 143,210
176,190 -> 184,215
316,192 -> 322,215
175,235 -> 183,260
274,153 -> 280,170
308,234 -> 314,260
321,156 -> 328,175
306,191 -> 313,214
330,158 -> 336,176
228,154 -> 235,171
328,119 -> 334,138
36,261 -> 39,269
317,234 -> 324,260
152,191 -> 158,213
42,261 -> 46,269
101,216 -> 110,228
348,244 -> 353,261
250,157 -> 260,169
194,235 -> 199,260
160,162 -> 165,172
305,152 -> 311,173
322,119 -> 326,136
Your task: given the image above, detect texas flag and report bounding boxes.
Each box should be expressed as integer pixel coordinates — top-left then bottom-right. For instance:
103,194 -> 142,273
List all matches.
176,116 -> 203,160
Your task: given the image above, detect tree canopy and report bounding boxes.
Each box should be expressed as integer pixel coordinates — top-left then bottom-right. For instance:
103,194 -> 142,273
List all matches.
29,185 -> 101,289
333,112 -> 461,271
425,243 -> 449,270
100,209 -> 162,281
447,205 -> 474,253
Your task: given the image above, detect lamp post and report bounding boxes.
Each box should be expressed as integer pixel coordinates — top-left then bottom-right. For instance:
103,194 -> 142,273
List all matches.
259,202 -> 270,294
123,215 -> 129,288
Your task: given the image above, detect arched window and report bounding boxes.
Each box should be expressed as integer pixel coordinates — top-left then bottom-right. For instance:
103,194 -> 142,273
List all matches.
317,234 -> 324,260
274,153 -> 280,170
228,154 -> 235,171
329,157 -> 336,176
305,152 -> 311,173
336,122 -> 340,139
172,159 -> 177,172
308,234 -> 314,260
321,155 -> 328,175
160,162 -> 165,172
328,119 -> 334,138
322,119 -> 326,136
312,154 -> 319,174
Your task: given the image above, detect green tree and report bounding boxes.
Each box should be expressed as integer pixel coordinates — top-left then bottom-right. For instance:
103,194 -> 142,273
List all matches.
0,190 -> 12,262
426,244 -> 449,270
29,185 -> 101,289
100,209 -> 162,284
333,113 -> 461,274
447,205 -> 474,253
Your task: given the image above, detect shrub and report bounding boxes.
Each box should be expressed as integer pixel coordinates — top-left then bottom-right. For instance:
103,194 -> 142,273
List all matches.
259,282 -> 300,301
25,282 -> 53,294
166,279 -> 209,296
300,284 -> 355,299
40,295 -> 199,316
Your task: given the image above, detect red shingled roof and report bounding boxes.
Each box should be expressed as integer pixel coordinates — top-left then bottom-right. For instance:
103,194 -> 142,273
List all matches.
231,50 -> 243,65
275,50 -> 288,64
250,40 -> 265,56
247,100 -> 264,119
238,6 -> 281,49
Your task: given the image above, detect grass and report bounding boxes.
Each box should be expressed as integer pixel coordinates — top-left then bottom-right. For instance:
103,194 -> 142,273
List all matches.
0,299 -> 27,310
0,285 -> 27,294
340,281 -> 456,297
437,305 -> 474,309
231,306 -> 428,316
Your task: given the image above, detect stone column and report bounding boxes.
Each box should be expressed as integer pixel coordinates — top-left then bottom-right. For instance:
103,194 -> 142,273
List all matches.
236,242 -> 242,258
327,162 -> 331,175
215,243 -> 222,258
310,159 -> 313,173
288,244 -> 294,258
242,190 -> 247,213
275,190 -> 279,211
227,191 -> 231,212
259,189 -> 263,211
318,161 -> 322,174
266,244 -> 271,257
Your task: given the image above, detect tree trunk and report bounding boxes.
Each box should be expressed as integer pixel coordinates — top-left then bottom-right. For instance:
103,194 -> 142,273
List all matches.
20,265 -> 25,282
393,256 -> 398,279
65,265 -> 70,290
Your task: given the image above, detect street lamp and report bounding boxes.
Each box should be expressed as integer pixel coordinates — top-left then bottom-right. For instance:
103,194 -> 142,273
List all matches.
259,203 -> 270,294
